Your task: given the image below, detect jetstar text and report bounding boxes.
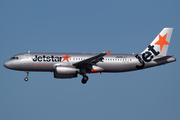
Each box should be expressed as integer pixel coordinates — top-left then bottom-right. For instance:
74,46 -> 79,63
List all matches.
32,55 -> 62,62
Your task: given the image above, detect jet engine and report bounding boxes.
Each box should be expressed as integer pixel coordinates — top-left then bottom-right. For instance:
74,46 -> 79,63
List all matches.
54,66 -> 79,78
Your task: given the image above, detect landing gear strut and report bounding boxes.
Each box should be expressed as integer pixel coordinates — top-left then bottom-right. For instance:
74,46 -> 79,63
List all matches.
81,75 -> 89,84
80,68 -> 89,84
24,71 -> 29,81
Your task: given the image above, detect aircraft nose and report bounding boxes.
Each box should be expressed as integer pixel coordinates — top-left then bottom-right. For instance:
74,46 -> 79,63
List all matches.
4,61 -> 8,68
3,61 -> 12,69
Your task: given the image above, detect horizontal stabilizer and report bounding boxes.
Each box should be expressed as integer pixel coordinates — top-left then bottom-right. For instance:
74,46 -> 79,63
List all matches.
153,55 -> 173,62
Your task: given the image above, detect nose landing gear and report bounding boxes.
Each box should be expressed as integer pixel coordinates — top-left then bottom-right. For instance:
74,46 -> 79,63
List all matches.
24,71 -> 29,81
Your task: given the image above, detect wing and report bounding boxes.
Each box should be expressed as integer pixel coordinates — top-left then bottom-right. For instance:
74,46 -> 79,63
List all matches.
73,51 -> 110,68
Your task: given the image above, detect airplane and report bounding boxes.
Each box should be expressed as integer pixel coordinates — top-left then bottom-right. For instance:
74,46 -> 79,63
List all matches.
3,28 -> 176,84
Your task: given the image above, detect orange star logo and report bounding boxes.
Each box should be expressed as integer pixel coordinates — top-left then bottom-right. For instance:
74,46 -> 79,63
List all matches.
62,55 -> 71,62
106,50 -> 111,55
155,33 -> 169,52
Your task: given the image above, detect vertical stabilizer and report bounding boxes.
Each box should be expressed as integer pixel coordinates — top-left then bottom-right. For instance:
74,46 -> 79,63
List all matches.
141,28 -> 173,56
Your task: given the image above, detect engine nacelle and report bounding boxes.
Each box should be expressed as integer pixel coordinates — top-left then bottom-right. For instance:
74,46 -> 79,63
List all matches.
54,66 -> 79,78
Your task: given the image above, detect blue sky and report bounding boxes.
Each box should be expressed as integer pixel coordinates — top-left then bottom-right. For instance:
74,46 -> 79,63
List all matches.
0,0 -> 180,120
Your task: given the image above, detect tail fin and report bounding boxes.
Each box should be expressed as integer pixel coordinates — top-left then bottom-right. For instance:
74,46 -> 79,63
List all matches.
141,28 -> 173,56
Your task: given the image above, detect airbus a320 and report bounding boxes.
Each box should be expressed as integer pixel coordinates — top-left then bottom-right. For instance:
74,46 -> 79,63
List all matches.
4,28 -> 176,84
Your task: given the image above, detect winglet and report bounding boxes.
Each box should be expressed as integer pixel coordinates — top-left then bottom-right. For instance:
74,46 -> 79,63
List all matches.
106,51 -> 111,55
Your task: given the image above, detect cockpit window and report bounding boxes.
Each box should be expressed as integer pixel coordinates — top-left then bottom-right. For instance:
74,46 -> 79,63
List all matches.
10,57 -> 19,60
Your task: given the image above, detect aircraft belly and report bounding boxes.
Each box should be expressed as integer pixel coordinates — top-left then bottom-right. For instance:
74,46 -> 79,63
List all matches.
19,62 -> 55,71
30,63 -> 54,71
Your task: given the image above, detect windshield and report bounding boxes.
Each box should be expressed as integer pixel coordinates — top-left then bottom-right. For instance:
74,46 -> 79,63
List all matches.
10,57 -> 19,60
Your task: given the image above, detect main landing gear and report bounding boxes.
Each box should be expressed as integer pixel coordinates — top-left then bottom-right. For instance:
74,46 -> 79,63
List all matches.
80,68 -> 89,84
81,75 -> 89,84
24,71 -> 29,81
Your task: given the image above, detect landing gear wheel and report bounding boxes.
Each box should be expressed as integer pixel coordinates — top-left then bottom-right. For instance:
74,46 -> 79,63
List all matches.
24,77 -> 28,81
81,76 -> 89,84
24,71 -> 29,82
81,79 -> 87,84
